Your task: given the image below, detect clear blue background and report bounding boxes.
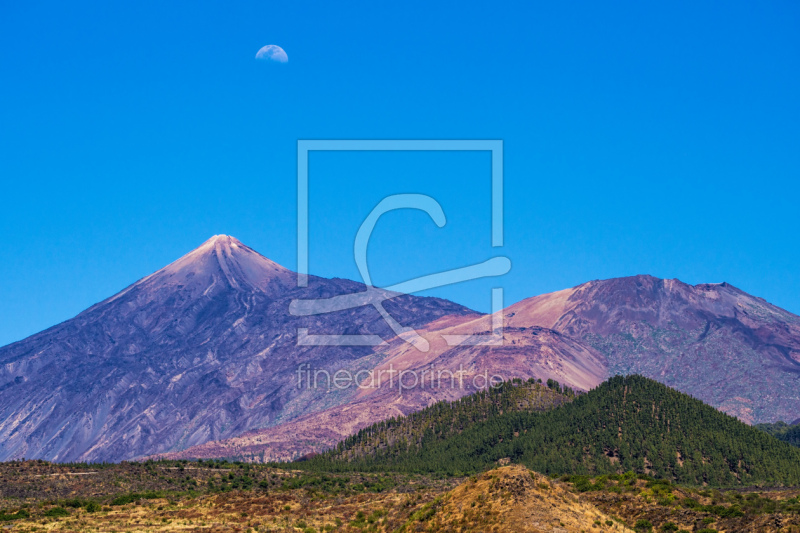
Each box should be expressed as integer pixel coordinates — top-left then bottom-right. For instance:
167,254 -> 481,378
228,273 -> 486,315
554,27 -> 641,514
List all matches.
1,1 -> 798,347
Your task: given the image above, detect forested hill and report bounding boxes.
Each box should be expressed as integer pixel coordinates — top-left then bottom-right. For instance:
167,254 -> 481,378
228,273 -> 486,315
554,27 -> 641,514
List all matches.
756,421 -> 800,448
303,376 -> 800,487
322,378 -> 572,462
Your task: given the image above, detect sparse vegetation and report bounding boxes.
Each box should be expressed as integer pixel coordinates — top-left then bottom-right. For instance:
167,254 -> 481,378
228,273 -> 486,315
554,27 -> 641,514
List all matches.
1,459 -> 799,531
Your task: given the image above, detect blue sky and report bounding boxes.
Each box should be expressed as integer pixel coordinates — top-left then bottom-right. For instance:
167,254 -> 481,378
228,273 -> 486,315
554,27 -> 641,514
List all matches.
1,1 -> 799,347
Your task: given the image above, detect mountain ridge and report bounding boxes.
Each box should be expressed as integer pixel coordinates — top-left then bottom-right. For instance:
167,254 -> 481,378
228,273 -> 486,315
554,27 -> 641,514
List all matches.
505,274 -> 800,424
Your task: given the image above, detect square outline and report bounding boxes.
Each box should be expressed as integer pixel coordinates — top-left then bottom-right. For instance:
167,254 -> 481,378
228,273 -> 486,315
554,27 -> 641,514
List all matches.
297,139 -> 504,287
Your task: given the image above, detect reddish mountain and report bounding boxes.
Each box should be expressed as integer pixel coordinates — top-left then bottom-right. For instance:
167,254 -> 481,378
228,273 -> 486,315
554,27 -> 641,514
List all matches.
504,275 -> 800,424
0,236 -> 471,462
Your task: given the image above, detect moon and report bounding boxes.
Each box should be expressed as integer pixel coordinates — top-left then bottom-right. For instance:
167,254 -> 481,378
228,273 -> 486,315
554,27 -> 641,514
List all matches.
255,45 -> 288,63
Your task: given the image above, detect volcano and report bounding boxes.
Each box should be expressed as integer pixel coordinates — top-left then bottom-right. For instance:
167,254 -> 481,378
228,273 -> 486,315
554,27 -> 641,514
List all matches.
0,236 -> 472,462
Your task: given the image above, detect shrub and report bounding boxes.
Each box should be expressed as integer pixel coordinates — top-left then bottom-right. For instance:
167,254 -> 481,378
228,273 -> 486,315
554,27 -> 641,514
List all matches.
43,507 -> 70,517
0,509 -> 30,522
62,499 -> 87,508
111,491 -> 164,506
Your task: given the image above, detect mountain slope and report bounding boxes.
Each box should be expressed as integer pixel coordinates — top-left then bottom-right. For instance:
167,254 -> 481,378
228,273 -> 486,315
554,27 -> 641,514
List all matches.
153,378 -> 573,463
0,236 -> 472,462
505,275 -> 800,424
307,375 -> 800,486
149,322 -> 606,463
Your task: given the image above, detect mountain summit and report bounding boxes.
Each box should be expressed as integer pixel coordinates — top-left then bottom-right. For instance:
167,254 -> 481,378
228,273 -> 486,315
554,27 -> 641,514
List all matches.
149,234 -> 292,291
96,235 -> 294,311
0,236 -> 472,462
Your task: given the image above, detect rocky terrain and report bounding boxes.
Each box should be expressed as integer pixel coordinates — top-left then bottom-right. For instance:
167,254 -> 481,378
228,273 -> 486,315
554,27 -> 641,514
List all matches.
151,322 -> 605,463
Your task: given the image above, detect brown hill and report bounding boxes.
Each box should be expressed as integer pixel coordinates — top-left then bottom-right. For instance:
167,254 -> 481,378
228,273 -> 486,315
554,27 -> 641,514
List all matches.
422,466 -> 632,533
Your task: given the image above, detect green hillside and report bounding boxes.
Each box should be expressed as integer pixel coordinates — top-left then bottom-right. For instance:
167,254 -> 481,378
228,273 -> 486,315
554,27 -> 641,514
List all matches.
303,375 -> 800,486
756,421 -> 800,448
330,378 -> 572,462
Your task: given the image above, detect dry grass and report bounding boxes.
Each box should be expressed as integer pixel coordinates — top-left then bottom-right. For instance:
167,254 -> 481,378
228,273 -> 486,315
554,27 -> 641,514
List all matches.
2,460 -> 800,532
